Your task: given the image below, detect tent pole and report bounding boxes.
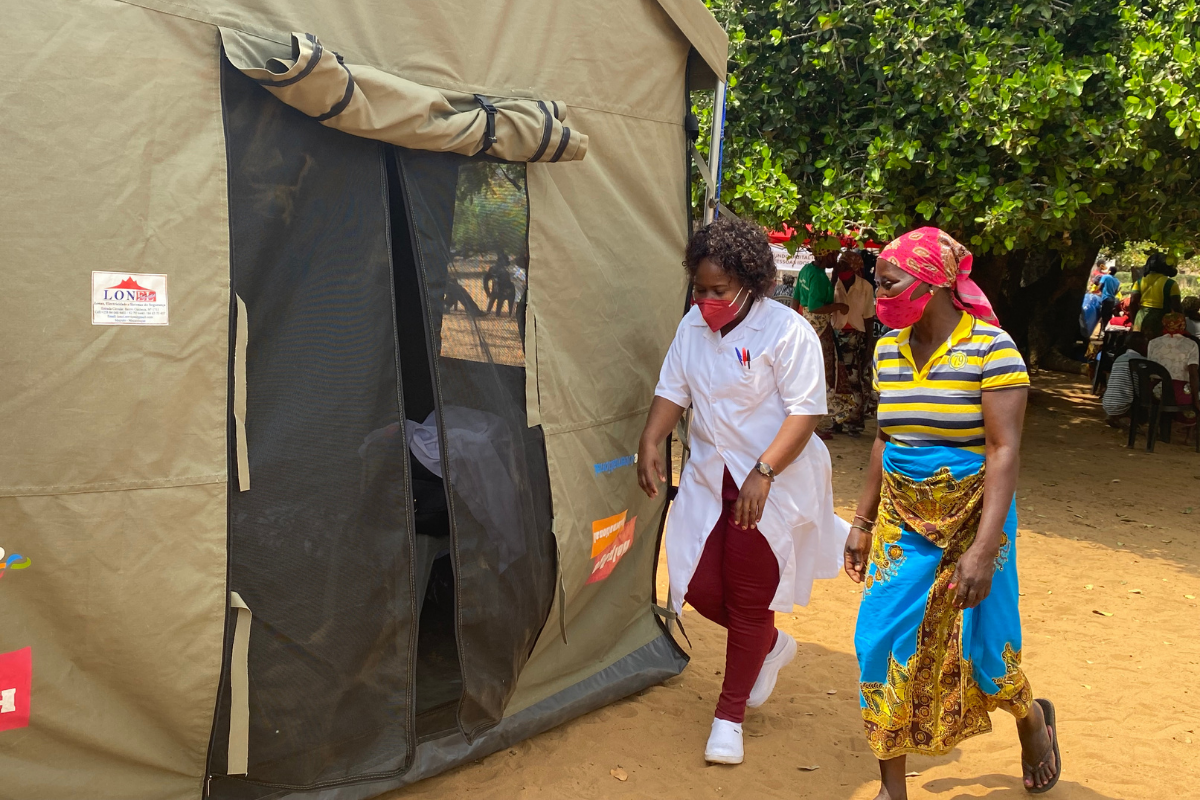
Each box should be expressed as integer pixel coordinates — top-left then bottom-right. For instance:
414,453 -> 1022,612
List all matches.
703,80 -> 726,226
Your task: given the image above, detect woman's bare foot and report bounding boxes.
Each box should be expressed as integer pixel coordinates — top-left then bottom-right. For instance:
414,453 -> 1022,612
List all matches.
1016,700 -> 1058,791
873,755 -> 908,800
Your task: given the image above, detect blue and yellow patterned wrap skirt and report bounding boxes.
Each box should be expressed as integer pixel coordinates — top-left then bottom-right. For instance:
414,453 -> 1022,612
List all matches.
855,443 -> 1033,759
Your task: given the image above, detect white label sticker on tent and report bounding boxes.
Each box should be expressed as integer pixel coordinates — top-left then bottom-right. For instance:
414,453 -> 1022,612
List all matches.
92,272 -> 169,326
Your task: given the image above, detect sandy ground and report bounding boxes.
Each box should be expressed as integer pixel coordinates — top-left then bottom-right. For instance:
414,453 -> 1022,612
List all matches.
394,374 -> 1200,800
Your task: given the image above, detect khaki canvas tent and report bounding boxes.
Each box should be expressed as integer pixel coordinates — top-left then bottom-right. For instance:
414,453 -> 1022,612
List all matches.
0,1 -> 728,798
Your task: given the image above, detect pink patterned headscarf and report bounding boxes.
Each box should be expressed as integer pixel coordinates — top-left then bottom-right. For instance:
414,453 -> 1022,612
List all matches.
878,227 -> 998,325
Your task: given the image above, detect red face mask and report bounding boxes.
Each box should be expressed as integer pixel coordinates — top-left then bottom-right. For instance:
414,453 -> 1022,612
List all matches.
875,279 -> 932,329
695,288 -> 748,332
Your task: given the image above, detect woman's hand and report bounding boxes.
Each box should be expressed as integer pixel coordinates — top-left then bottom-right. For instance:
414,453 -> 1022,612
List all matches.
950,544 -> 997,610
637,440 -> 666,499
843,528 -> 872,583
733,471 -> 771,529
636,397 -> 686,499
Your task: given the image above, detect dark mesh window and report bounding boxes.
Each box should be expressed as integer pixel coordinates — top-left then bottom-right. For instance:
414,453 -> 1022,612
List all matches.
217,58 -> 414,786
393,149 -> 555,738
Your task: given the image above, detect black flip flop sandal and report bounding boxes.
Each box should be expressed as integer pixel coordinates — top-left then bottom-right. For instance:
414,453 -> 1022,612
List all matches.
1025,698 -> 1062,794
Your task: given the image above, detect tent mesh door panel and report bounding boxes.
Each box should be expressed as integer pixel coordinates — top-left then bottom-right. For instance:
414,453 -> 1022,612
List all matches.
217,58 -> 416,787
384,149 -> 463,741
392,149 -> 556,738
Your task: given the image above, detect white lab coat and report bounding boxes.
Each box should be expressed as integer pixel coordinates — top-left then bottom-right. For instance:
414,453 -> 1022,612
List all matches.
655,298 -> 847,614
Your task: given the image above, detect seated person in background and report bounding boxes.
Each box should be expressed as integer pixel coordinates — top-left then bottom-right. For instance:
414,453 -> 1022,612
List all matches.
1183,295 -> 1200,337
1146,313 -> 1200,426
771,273 -> 796,304
1101,332 -> 1147,426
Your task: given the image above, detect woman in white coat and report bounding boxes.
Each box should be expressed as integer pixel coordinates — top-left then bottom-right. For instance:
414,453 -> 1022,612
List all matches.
637,218 -> 845,765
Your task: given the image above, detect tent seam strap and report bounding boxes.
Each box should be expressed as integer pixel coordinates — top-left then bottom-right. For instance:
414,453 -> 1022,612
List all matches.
0,474 -> 226,499
540,406 -> 651,437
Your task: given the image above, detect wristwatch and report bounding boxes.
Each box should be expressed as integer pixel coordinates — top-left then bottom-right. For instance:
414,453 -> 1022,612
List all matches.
754,461 -> 776,482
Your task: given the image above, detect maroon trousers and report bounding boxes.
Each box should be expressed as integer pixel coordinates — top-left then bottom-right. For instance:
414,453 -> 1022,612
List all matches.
684,467 -> 781,723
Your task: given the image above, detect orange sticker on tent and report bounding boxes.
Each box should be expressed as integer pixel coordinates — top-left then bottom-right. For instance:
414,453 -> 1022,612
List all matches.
591,510 -> 628,558
587,516 -> 636,585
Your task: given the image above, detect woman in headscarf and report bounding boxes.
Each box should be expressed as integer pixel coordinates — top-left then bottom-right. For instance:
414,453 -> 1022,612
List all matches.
1145,312 -> 1199,428
843,228 -> 1061,798
638,217 -> 844,765
792,235 -> 849,438
829,250 -> 877,436
1129,252 -> 1182,339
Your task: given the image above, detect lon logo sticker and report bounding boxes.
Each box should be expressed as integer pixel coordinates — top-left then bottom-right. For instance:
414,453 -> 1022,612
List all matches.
587,512 -> 636,585
0,647 -> 31,732
92,272 -> 169,326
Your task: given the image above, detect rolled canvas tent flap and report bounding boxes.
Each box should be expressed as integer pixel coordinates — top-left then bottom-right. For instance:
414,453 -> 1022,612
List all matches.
220,28 -> 588,163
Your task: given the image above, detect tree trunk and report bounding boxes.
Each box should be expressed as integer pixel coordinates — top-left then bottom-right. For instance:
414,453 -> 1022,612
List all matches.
971,241 -> 1101,374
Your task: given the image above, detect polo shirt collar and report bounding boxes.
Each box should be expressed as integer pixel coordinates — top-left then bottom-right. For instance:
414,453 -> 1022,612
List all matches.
896,311 -> 974,375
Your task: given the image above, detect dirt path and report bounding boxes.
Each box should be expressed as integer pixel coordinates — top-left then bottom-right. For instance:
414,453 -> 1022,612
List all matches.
394,374 -> 1200,799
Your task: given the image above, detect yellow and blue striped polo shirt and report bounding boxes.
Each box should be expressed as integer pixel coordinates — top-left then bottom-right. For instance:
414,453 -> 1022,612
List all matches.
873,312 -> 1029,453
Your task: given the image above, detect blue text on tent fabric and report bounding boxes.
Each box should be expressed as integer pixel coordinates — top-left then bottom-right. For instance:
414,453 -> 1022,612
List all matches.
594,455 -> 637,475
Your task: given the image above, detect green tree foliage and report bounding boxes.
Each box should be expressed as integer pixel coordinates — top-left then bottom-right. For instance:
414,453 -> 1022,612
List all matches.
707,0 -> 1200,257
452,162 -> 528,258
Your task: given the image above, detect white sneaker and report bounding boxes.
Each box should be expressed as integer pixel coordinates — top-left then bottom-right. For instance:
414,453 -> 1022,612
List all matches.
746,630 -> 797,708
704,718 -> 744,764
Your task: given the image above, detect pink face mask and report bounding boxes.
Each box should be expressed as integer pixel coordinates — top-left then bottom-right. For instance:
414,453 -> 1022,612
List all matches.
695,288 -> 748,332
876,279 -> 932,329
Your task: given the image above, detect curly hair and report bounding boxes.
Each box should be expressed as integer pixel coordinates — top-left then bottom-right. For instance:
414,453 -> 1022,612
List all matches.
684,217 -> 776,297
